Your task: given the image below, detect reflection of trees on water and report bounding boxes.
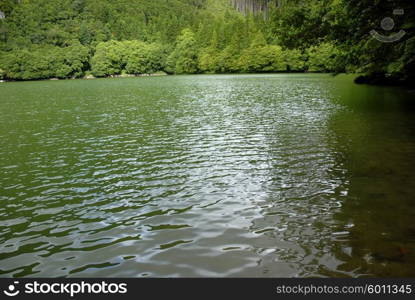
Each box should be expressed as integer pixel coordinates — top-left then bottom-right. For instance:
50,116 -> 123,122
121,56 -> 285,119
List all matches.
325,82 -> 415,277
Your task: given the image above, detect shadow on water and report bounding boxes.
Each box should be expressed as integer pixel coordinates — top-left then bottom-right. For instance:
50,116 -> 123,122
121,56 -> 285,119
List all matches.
322,79 -> 415,277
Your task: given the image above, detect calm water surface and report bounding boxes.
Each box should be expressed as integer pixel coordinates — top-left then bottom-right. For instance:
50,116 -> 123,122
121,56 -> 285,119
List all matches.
1,74 -> 414,277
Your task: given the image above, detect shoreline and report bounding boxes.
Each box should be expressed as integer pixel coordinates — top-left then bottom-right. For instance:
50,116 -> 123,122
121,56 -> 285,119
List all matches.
0,72 -> 169,83
0,72 -> 348,83
1,72 -> 408,87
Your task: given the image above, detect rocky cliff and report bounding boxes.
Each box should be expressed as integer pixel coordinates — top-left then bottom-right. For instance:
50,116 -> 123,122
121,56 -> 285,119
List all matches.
230,0 -> 279,16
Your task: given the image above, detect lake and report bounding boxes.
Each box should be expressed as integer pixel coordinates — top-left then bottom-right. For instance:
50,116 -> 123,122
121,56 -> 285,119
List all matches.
1,74 -> 414,277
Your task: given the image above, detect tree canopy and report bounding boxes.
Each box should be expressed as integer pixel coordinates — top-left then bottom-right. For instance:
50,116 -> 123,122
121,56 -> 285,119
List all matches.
0,0 -> 413,83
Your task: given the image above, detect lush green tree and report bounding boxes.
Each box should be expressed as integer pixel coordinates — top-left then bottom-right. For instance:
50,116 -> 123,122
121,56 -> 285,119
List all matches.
0,0 -> 413,82
217,45 -> 240,73
91,41 -> 126,77
237,31 -> 266,72
124,41 -> 166,74
217,26 -> 245,73
167,28 -> 199,74
283,49 -> 305,72
399,37 -> 415,81
237,32 -> 286,72
60,43 -> 90,78
0,44 -> 89,80
198,49 -> 220,73
198,30 -> 220,73
306,42 -> 346,72
91,40 -> 166,76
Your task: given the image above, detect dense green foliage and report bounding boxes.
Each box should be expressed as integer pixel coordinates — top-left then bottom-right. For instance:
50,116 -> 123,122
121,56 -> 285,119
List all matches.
0,0 -> 413,83
167,29 -> 199,74
90,40 -> 165,77
0,43 -> 89,80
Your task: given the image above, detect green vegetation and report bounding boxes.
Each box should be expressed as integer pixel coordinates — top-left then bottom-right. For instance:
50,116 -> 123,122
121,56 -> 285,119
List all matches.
90,40 -> 165,77
0,0 -> 413,83
306,42 -> 346,73
167,29 -> 199,74
0,43 -> 89,80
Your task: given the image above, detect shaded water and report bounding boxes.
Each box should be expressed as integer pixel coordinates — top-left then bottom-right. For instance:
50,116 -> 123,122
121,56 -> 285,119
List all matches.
0,74 -> 414,277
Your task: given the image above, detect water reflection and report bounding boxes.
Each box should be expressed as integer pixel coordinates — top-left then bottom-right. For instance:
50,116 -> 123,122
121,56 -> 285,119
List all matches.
325,80 -> 415,277
0,75 -> 414,277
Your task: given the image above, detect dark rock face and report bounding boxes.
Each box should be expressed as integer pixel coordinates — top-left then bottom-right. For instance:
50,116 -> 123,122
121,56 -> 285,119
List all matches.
230,0 -> 278,16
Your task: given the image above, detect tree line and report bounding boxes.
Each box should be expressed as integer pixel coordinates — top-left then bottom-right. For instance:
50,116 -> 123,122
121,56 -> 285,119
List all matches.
0,0 -> 413,83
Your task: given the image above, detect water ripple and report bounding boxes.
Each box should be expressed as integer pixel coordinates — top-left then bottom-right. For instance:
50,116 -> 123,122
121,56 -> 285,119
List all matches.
1,75 -> 415,277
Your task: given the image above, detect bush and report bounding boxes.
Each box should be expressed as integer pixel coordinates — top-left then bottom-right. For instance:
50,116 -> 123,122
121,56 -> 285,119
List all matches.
91,40 -> 166,77
217,45 -> 240,73
284,49 -> 305,72
198,48 -> 220,73
124,41 -> 165,75
306,42 -> 346,72
0,44 -> 89,80
238,45 -> 286,73
91,41 -> 125,77
167,29 -> 199,74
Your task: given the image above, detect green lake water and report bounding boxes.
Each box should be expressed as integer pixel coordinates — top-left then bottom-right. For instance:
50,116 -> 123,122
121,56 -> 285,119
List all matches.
1,74 -> 414,277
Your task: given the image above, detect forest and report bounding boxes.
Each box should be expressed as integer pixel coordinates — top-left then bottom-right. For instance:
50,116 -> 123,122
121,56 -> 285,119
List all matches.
0,0 -> 414,84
